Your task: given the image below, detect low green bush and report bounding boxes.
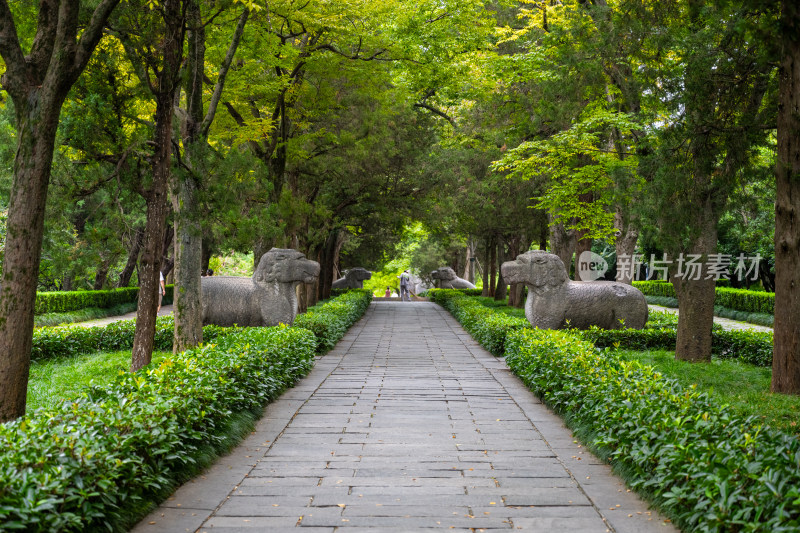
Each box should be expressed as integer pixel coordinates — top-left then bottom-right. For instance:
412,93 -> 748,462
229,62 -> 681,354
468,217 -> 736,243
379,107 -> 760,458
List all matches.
504,328 -> 800,532
34,285 -> 174,315
436,289 -> 774,367
715,287 -> 774,315
580,322 -> 772,368
0,325 -> 316,532
34,287 -> 139,315
31,317 -> 233,362
634,280 -> 677,299
33,302 -> 139,328
635,282 -> 775,316
294,289 -> 372,352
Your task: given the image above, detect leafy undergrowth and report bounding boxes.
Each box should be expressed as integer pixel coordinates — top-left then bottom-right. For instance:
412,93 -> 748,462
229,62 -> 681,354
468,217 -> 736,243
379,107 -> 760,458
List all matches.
27,350 -> 171,411
33,302 -> 139,328
1,326 -> 316,532
617,348 -> 800,436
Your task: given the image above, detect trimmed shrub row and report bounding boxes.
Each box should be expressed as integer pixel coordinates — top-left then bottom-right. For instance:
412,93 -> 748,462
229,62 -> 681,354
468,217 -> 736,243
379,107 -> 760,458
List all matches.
34,286 -> 174,315
0,325 -> 317,532
433,289 -> 774,367
504,328 -> 800,532
31,290 -> 373,361
634,281 -> 774,315
31,316 -> 232,362
582,326 -> 774,367
294,289 -> 372,352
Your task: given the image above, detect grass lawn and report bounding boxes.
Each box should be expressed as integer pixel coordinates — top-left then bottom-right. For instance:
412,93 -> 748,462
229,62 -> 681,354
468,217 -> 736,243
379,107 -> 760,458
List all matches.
617,348 -> 800,436
27,350 -> 171,412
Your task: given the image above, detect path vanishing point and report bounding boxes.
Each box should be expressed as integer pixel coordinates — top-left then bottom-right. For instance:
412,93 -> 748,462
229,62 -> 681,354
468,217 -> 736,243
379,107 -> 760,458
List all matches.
132,301 -> 679,533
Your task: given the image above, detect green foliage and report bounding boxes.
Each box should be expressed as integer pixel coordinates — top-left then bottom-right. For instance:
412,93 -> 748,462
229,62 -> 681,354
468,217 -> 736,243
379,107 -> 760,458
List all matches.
504,328 -> 800,533
293,289 -> 372,353
34,287 -> 139,315
617,349 -> 800,436
715,287 -> 775,315
0,326 -> 316,532
493,109 -> 642,242
635,282 -> 775,316
33,285 -> 175,316
30,316 -> 231,362
582,323 -> 773,368
33,302 -> 138,328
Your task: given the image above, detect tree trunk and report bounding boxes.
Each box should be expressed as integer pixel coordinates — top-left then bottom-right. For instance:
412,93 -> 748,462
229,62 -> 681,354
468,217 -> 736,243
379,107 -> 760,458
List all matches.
171,0 -> 205,353
614,209 -> 639,284
318,229 -> 340,301
494,239 -> 507,301
773,0 -> 800,394
0,0 -> 120,421
674,214 -> 718,363
131,0 -> 184,372
172,1 -> 248,353
201,236 -> 213,273
482,239 -> 491,296
489,237 -> 497,297
0,99 -> 61,421
548,220 -> 577,274
172,172 -> 203,352
118,226 -> 144,287
94,260 -> 110,290
574,234 -> 593,281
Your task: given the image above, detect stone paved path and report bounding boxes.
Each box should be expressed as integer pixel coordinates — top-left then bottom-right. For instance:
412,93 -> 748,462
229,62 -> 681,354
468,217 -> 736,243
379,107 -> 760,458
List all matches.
132,302 -> 677,533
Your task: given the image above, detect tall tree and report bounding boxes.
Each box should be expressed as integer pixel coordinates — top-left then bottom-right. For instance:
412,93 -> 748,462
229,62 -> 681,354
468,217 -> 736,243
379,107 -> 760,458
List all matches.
112,0 -> 187,371
172,1 -> 249,353
0,0 -> 120,421
773,0 -> 800,394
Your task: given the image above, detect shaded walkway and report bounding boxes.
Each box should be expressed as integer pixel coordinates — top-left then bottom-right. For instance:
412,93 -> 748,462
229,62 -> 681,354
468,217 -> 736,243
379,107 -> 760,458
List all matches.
133,302 -> 677,532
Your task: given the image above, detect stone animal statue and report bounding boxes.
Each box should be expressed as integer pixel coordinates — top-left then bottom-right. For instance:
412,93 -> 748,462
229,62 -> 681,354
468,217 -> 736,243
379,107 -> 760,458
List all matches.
331,267 -> 372,289
201,248 -> 320,327
430,267 -> 477,289
501,250 -> 648,330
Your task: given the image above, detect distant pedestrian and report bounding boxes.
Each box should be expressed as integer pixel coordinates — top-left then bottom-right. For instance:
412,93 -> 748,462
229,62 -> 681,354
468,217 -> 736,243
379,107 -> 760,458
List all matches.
384,286 -> 391,298
399,270 -> 411,301
157,271 -> 166,313
207,268 -> 214,276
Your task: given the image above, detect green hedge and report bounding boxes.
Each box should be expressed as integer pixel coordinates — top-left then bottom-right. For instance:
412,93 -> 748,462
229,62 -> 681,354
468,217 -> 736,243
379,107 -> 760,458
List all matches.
34,285 -> 175,315
433,289 -> 774,367
31,290 -> 373,361
505,328 -> 800,532
294,289 -> 372,352
580,324 -> 773,368
31,316 -> 232,362
715,287 -> 774,315
0,325 -> 316,532
634,282 -> 774,316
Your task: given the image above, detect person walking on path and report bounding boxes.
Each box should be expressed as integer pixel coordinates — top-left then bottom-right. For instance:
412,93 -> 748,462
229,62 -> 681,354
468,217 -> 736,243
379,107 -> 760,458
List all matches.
399,270 -> 411,301
157,271 -> 166,313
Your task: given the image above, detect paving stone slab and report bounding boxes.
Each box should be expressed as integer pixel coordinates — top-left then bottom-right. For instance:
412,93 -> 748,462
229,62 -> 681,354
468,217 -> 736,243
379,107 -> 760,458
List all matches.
132,302 -> 676,532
